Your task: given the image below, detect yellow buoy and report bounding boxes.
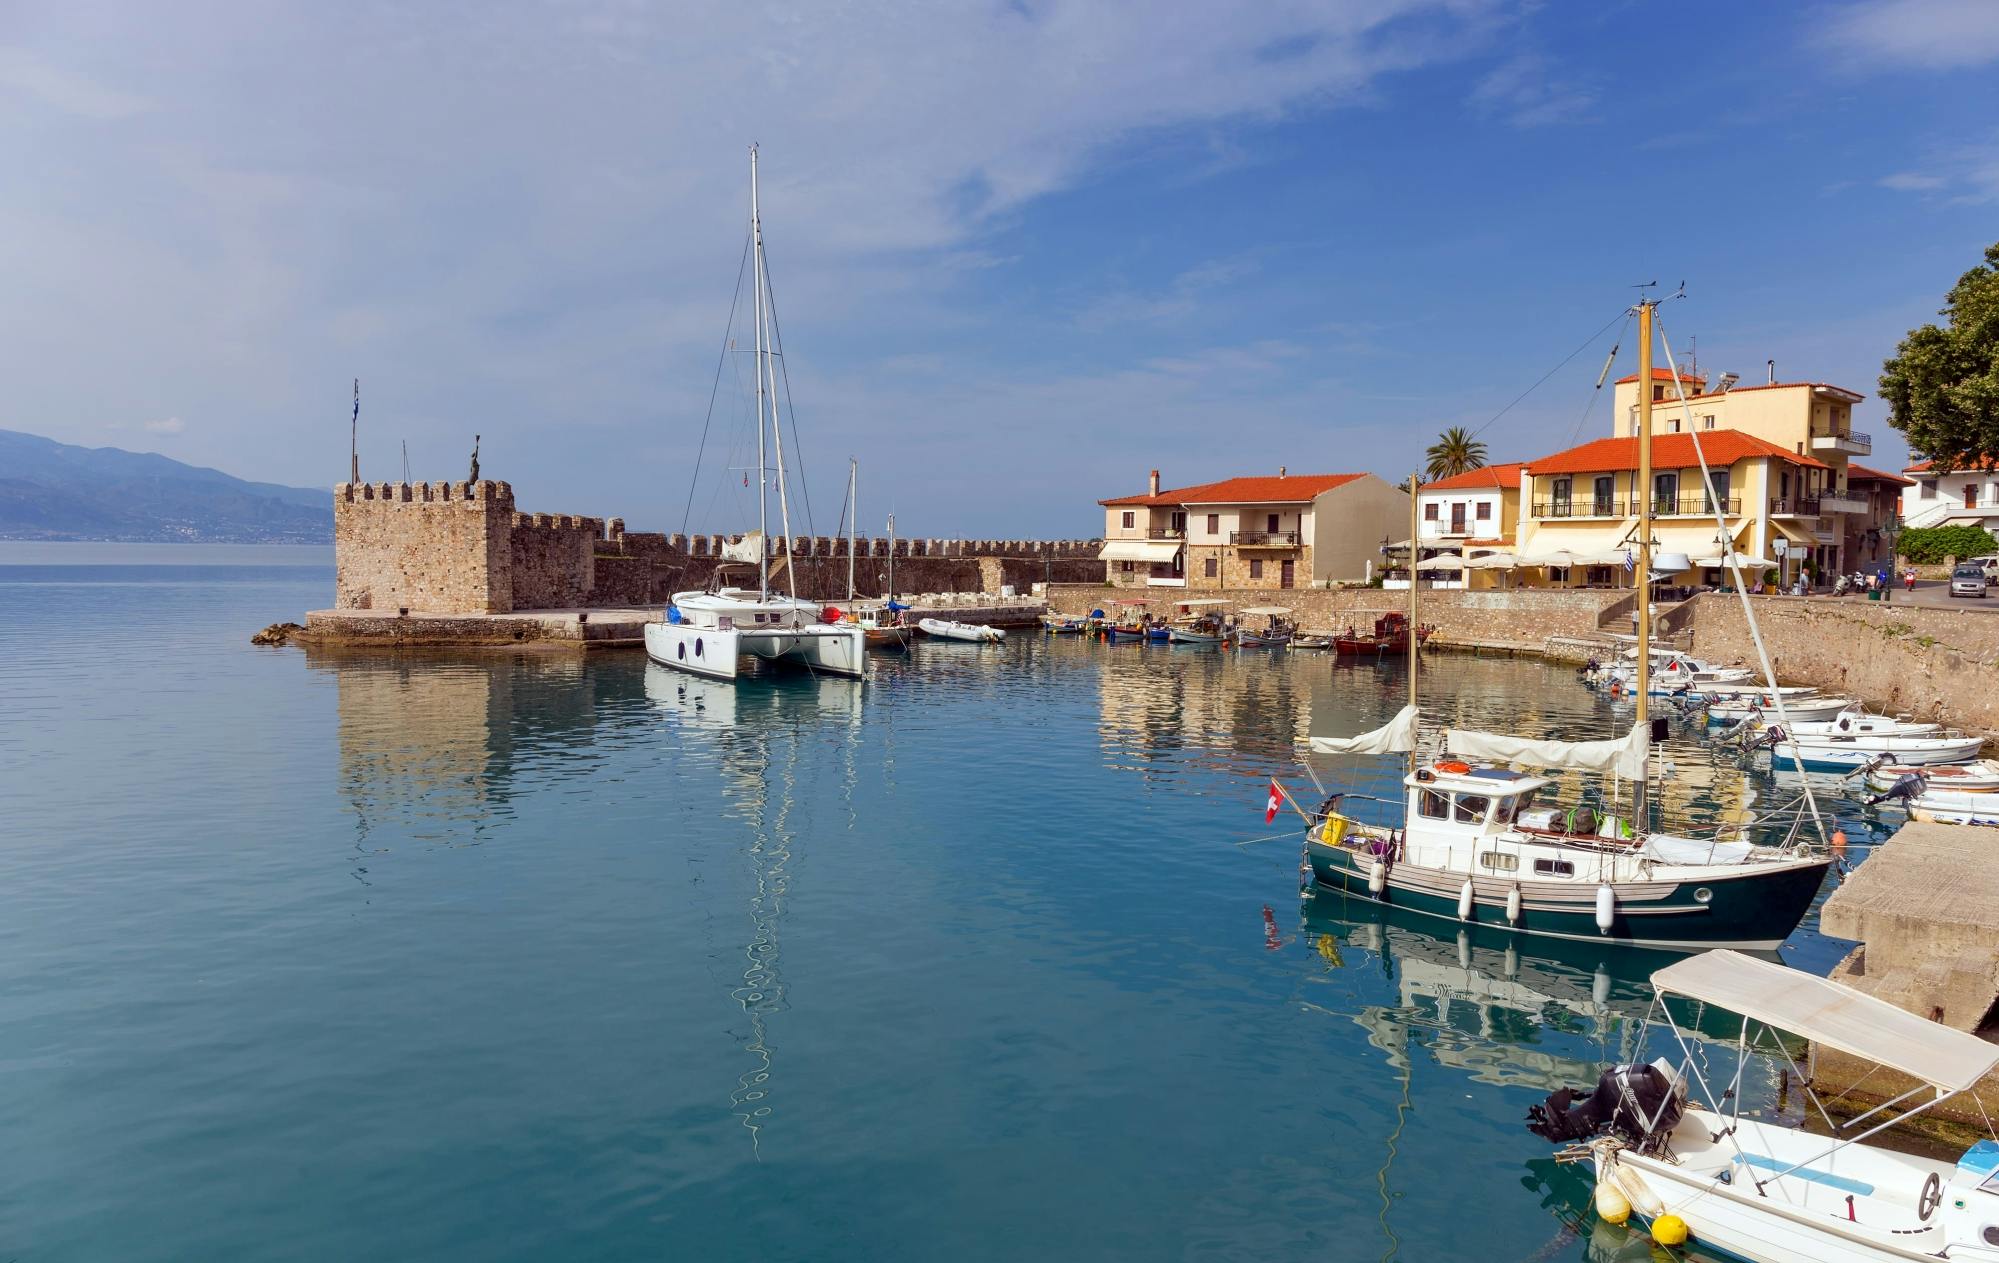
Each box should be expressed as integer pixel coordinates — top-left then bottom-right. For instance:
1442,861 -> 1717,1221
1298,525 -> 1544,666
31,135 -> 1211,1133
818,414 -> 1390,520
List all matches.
1650,1213 -> 1688,1246
1594,1181 -> 1632,1224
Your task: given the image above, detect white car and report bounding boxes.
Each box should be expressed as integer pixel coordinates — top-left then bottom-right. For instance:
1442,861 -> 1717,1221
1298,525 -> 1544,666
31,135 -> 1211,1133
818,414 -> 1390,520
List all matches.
1968,554 -> 1999,586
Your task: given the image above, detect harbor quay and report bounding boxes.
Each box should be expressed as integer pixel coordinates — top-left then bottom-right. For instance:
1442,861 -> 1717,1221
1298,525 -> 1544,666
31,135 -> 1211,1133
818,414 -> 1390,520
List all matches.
1816,821 -> 1999,1127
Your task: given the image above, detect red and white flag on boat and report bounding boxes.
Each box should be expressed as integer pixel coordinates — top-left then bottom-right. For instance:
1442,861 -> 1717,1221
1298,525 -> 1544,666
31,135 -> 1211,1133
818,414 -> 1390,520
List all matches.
1264,779 -> 1283,824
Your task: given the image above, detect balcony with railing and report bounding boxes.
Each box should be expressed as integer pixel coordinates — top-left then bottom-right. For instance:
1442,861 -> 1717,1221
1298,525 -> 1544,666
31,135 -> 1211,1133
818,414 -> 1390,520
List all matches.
1810,428 -> 1872,456
1230,530 -> 1301,547
1529,495 -> 1739,519
1145,526 -> 1185,539
1769,496 -> 1821,517
1818,491 -> 1869,514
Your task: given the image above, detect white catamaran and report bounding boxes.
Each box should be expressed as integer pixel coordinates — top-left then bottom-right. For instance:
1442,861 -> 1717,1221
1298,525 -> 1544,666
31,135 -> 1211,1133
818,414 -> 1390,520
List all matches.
1298,299 -> 1831,950
645,147 -> 864,683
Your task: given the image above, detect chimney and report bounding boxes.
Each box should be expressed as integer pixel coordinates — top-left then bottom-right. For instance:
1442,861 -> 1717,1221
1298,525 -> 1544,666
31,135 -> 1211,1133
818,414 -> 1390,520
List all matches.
1148,468 -> 1160,496
1279,465 -> 1287,478
1767,359 -> 1776,385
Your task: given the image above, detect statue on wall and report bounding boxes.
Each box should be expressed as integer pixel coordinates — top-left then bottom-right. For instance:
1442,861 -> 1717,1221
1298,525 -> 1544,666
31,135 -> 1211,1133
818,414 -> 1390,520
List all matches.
469,434 -> 481,483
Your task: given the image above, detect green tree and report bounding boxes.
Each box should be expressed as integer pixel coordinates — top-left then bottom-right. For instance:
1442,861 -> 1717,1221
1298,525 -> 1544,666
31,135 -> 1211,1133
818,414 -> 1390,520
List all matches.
1424,426 -> 1488,480
1880,241 -> 1999,470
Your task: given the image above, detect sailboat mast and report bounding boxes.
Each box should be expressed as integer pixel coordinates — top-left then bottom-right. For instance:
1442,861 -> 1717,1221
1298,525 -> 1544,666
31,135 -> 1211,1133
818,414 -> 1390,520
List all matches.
1407,471 -> 1419,777
847,459 -> 857,602
1634,299 -> 1656,829
887,513 -> 897,600
751,145 -> 770,601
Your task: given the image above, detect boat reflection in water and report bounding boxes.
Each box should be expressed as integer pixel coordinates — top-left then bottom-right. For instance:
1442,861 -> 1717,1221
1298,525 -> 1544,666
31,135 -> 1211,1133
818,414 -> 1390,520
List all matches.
644,664 -> 862,1156
1298,891 -> 1793,1261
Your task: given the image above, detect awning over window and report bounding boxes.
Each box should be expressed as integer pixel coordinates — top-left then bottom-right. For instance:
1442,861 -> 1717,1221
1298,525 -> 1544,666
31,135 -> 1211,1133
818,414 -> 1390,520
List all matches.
1098,539 -> 1183,563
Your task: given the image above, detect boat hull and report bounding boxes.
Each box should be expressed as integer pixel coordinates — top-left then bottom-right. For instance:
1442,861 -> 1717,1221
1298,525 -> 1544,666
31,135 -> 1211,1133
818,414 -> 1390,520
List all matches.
644,622 -> 865,680
1306,843 -> 1828,950
1764,737 -> 1983,770
1166,628 -> 1221,645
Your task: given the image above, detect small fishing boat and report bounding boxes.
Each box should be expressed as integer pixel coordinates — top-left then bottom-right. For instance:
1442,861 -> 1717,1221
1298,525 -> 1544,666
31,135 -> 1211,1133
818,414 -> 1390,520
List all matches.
1039,613 -> 1086,634
1861,757 -> 1999,793
1167,619 -> 1225,645
1333,611 -> 1425,657
1528,949 -> 1999,1263
1767,707 -> 1940,739
1289,633 -> 1334,651
918,617 -> 1004,643
1233,606 -> 1295,647
1905,791 -> 1999,826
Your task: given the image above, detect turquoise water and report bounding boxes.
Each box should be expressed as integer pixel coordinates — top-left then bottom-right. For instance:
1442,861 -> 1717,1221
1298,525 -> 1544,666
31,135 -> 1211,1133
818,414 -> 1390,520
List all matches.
0,546 -> 1885,1260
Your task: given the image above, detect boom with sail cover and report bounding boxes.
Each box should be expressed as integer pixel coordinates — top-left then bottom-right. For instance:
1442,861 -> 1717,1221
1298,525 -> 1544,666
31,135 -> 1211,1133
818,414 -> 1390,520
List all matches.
1445,724 -> 1650,781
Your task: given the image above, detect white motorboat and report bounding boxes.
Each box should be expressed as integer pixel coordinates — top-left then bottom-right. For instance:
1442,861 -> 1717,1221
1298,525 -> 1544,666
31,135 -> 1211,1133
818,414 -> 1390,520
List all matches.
1760,729 -> 1984,771
1760,706 -> 1940,739
1862,758 -> 1999,794
1529,949 -> 1999,1263
645,147 -> 865,683
1905,791 -> 1999,826
919,618 -> 1004,643
1703,694 -> 1850,724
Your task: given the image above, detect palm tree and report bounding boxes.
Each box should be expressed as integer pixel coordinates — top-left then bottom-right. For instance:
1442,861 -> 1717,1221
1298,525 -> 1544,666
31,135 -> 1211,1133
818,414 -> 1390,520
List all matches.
1425,426 -> 1488,480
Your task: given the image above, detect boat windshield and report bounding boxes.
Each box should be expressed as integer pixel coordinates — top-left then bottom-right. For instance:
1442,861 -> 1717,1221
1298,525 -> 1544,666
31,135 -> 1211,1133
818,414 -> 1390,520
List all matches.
1494,788 -> 1537,823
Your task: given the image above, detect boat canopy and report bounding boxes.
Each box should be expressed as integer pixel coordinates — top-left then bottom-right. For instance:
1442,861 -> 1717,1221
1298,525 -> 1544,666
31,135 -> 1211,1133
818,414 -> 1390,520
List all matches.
1445,722 -> 1650,780
1652,950 -> 1999,1094
1239,606 -> 1292,615
1308,705 -> 1418,755
1098,539 -> 1182,563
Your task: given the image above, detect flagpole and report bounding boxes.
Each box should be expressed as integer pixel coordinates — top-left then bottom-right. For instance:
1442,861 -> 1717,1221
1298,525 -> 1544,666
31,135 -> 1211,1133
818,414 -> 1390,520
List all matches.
350,379 -> 360,485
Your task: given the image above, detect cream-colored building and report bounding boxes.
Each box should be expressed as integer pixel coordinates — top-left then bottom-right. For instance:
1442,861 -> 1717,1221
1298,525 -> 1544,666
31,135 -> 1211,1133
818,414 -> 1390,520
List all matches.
1098,468 -> 1409,589
1507,431 -> 1833,589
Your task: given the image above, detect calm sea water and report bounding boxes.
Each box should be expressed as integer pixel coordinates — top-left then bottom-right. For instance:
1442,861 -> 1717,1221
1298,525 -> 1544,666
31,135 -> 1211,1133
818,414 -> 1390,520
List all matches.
0,544 -> 1886,1261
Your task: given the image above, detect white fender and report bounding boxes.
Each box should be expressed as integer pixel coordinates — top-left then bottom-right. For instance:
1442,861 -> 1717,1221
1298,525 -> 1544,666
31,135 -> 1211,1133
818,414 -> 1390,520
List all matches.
1595,883 -> 1616,933
1607,1160 -> 1665,1219
1457,878 -> 1475,921
1367,858 -> 1386,895
1505,885 -> 1522,924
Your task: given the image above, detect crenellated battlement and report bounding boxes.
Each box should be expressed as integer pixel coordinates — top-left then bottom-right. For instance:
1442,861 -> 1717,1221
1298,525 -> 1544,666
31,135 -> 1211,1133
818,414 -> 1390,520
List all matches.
333,474 -> 1101,614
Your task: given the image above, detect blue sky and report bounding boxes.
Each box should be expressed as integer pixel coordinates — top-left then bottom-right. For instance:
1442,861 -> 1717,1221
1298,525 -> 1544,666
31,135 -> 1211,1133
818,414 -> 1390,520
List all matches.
5,0 -> 1998,537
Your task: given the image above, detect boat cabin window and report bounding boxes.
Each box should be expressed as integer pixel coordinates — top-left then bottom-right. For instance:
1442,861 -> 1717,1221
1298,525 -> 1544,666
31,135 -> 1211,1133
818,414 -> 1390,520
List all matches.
1532,858 -> 1575,877
1496,788 -> 1537,823
1479,851 -> 1518,872
1454,794 -> 1490,824
1417,790 -> 1448,819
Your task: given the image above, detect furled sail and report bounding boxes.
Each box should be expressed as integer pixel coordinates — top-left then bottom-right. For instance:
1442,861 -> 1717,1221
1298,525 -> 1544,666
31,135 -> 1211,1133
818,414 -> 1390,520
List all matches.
1445,723 -> 1649,780
1308,705 -> 1418,755
721,531 -> 766,563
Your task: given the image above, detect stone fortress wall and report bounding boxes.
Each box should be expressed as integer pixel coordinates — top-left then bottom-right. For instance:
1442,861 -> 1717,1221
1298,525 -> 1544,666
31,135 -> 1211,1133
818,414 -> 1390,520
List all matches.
334,480 -> 1103,614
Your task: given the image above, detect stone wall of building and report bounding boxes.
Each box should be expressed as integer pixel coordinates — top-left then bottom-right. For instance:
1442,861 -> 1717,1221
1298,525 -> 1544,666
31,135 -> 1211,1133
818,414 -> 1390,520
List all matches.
1043,583 -> 1625,647
511,512 -> 603,609
1688,592 -> 1999,732
335,481 -> 515,614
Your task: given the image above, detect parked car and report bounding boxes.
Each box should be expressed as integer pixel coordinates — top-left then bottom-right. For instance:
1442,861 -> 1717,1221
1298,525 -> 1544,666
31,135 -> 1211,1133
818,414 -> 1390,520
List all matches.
1951,563 -> 1988,598
1968,554 -> 1999,586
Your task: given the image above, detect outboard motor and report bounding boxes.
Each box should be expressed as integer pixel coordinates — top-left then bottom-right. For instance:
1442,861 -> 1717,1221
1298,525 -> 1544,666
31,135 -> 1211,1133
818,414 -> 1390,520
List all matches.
1527,1061 -> 1686,1151
1868,773 -> 1927,808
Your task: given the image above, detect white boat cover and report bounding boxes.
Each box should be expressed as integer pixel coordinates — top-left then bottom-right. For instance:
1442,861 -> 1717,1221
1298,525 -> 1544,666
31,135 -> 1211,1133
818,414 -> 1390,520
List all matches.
1097,539 -> 1182,563
1640,835 -> 1756,865
1652,950 -> 1999,1094
1445,722 -> 1649,780
1308,705 -> 1418,755
721,531 -> 767,563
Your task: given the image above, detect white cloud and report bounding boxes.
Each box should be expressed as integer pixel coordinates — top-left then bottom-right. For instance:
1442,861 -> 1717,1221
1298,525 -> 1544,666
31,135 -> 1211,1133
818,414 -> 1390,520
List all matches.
1876,142 -> 1999,203
0,1 -> 1510,525
1468,51 -> 1597,127
1879,172 -> 1949,190
1819,0 -> 1999,69
144,417 -> 185,435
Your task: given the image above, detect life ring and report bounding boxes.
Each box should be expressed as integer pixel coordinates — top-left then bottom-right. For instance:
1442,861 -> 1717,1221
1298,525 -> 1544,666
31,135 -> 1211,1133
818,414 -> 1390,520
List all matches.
1435,760 -> 1471,774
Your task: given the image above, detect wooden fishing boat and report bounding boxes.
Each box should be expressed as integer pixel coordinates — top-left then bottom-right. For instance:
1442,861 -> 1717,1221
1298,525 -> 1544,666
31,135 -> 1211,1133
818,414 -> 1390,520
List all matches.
1333,611 -> 1425,657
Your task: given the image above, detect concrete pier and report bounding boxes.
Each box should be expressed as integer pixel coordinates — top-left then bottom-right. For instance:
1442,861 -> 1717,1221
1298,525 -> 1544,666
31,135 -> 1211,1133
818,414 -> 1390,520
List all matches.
1813,821 -> 1999,1124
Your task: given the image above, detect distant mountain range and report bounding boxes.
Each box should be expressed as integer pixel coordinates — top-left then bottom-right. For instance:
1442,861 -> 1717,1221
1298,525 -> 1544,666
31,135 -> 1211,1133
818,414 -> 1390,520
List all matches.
0,429 -> 333,543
